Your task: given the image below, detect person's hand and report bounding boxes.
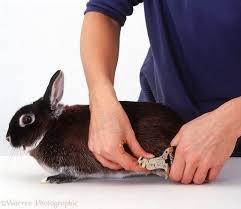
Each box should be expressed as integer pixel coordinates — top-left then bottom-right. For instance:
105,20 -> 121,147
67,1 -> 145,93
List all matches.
88,96 -> 154,172
169,99 -> 241,184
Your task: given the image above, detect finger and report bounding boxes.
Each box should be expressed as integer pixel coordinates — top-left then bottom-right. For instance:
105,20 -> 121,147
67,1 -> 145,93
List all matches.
115,144 -> 150,173
126,131 -> 155,159
193,166 -> 209,185
93,153 -> 122,170
169,148 -> 185,182
181,163 -> 197,184
207,165 -> 223,182
170,134 -> 181,147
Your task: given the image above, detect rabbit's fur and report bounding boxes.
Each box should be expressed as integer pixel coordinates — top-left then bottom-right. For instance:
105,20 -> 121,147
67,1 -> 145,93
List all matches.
6,70 -> 184,183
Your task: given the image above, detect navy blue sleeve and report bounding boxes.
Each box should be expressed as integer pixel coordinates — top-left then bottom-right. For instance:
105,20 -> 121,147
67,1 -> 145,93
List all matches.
84,0 -> 143,26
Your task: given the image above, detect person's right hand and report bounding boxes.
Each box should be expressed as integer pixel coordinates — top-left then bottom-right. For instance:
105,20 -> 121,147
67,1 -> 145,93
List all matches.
88,96 -> 155,172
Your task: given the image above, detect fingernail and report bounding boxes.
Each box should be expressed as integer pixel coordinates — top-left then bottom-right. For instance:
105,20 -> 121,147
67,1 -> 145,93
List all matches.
147,153 -> 155,158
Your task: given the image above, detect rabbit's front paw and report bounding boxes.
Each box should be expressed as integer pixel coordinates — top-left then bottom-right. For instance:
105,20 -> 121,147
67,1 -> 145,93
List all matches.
41,174 -> 78,184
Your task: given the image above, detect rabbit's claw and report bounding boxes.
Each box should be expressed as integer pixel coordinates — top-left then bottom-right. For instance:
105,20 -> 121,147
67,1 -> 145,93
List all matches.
137,147 -> 174,179
41,174 -> 78,184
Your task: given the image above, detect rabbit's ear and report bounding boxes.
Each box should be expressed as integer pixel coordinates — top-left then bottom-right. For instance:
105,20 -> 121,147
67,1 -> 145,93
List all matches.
43,70 -> 64,110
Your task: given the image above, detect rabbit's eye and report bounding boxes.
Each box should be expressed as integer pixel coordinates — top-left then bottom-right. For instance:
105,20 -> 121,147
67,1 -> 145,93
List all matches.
19,113 -> 35,127
23,116 -> 32,124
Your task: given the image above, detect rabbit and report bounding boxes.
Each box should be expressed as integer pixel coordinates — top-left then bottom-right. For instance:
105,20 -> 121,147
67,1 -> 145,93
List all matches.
5,70 -> 184,184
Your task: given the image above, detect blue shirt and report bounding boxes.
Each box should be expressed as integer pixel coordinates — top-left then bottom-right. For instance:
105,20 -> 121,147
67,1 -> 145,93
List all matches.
84,0 -> 241,122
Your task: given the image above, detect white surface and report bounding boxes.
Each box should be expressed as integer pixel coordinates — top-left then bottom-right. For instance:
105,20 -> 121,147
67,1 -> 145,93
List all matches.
0,0 -> 149,155
0,156 -> 240,209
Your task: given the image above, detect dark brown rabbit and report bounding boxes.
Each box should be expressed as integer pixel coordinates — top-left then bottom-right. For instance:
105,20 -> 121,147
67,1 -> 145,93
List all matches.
5,70 -> 184,183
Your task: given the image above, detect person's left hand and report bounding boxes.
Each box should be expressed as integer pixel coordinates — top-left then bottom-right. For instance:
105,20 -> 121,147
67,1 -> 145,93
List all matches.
169,99 -> 241,184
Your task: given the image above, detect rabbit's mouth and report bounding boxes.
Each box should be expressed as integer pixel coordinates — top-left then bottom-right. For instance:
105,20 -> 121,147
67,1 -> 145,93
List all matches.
8,140 -> 29,150
8,132 -> 46,152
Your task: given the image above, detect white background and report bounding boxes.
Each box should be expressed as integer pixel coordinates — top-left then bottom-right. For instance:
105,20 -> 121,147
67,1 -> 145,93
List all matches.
0,0 -> 149,155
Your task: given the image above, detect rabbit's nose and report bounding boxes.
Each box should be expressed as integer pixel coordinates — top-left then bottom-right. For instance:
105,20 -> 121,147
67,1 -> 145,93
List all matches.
6,136 -> 11,142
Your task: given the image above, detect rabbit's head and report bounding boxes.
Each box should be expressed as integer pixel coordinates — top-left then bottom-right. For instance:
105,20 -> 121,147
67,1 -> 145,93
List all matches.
5,70 -> 64,151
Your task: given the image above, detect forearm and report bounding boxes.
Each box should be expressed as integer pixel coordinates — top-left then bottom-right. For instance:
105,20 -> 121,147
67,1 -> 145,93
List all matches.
80,12 -> 121,108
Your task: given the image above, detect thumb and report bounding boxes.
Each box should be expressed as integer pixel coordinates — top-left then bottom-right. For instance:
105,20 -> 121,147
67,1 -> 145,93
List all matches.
126,130 -> 155,159
170,134 -> 180,147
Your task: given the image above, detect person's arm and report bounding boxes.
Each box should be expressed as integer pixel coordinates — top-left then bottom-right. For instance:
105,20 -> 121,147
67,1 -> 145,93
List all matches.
169,96 -> 241,184
80,12 -> 154,172
81,12 -> 119,103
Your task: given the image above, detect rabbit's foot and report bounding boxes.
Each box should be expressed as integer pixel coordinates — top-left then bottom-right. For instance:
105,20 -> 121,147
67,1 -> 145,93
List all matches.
41,174 -> 78,184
